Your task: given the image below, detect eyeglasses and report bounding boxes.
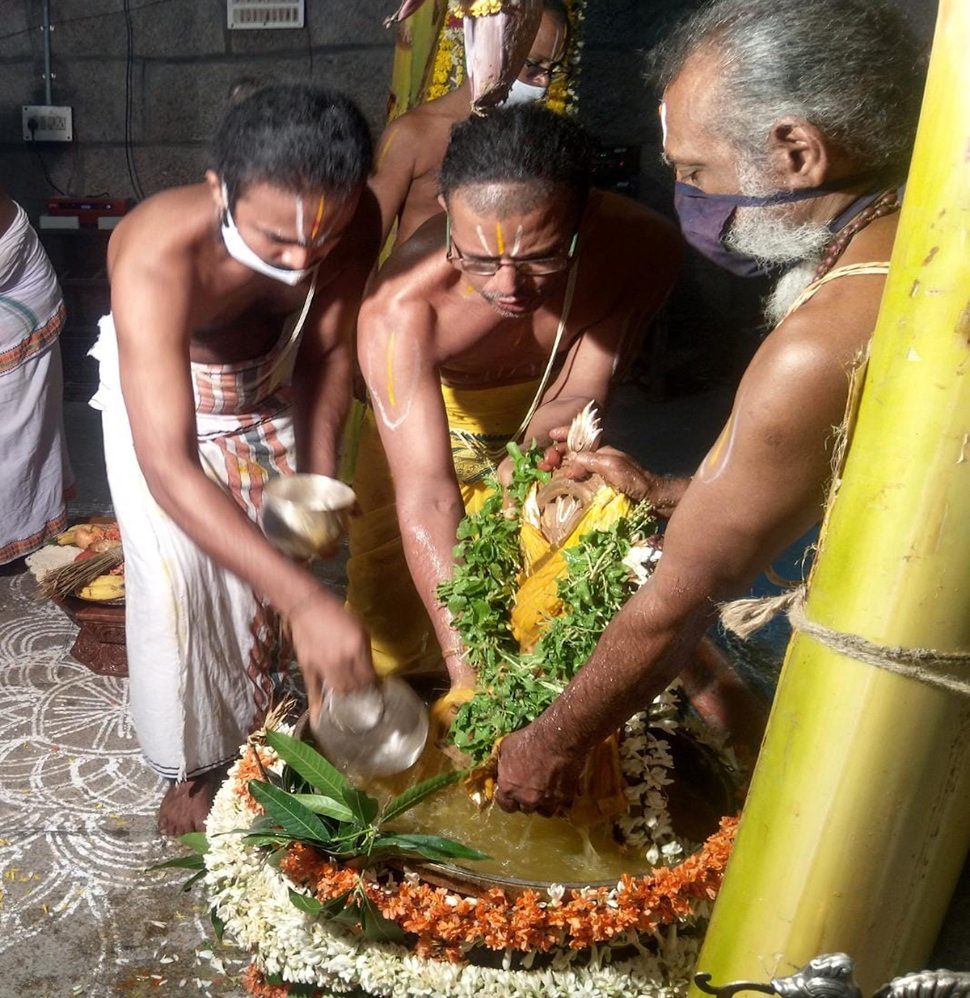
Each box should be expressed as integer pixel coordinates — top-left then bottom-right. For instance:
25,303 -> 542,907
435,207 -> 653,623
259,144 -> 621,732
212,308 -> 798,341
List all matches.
445,216 -> 580,276
520,57 -> 564,85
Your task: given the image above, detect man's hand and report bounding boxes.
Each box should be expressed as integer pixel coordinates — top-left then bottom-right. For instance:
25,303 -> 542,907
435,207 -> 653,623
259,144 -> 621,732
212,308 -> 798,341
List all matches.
537,426 -> 687,515
494,721 -> 585,816
289,590 -> 376,720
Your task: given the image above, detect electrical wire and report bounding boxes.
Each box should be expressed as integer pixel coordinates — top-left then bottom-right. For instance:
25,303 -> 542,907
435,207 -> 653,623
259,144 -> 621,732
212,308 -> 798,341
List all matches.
0,0 -> 182,45
122,0 -> 147,201
305,0 -> 314,80
34,149 -> 67,195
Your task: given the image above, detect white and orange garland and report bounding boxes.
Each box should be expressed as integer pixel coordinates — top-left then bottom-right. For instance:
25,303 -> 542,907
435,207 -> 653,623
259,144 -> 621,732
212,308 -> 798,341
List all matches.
203,720 -> 739,998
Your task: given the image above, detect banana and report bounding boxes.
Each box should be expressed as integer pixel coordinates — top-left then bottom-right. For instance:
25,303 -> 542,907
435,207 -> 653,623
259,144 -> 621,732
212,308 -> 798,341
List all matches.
78,575 -> 125,601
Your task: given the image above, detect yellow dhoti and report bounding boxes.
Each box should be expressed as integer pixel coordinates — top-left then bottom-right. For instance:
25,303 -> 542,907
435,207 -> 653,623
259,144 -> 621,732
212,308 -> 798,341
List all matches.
346,378 -> 540,676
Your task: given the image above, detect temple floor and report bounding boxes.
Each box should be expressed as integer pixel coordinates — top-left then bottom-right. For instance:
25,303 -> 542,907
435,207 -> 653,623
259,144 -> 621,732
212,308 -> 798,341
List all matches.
0,386 -> 966,997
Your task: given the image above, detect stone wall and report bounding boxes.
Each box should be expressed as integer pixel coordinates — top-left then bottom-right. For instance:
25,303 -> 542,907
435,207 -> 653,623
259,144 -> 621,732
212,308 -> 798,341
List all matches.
0,0 -> 939,217
0,0 -> 396,217
0,0 -> 940,388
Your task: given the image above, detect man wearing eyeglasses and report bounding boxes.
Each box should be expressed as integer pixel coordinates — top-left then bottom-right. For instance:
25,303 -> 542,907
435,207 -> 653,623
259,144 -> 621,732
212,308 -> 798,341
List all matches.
346,105 -> 682,687
369,0 -> 570,248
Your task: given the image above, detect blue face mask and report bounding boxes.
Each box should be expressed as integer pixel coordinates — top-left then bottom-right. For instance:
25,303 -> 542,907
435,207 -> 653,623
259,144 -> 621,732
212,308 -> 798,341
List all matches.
673,173 -> 883,277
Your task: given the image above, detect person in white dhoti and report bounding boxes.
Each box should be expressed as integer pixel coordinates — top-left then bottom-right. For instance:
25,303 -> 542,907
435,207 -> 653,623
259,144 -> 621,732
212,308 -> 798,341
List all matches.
0,191 -> 72,566
90,84 -> 382,835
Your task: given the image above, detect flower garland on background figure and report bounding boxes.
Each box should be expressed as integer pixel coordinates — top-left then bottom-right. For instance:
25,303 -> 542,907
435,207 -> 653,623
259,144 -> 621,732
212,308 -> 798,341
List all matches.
425,0 -> 585,111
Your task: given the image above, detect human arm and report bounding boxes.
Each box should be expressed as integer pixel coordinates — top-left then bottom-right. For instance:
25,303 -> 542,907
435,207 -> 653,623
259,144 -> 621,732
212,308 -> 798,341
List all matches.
110,255 -> 374,694
290,228 -> 377,477
494,316 -> 858,812
538,434 -> 690,516
357,291 -> 475,687
369,119 -> 418,247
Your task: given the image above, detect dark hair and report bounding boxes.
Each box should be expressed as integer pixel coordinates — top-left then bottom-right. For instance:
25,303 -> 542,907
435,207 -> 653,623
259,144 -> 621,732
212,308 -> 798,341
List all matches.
439,105 -> 593,209
212,83 -> 373,206
648,0 -> 926,173
540,0 -> 569,27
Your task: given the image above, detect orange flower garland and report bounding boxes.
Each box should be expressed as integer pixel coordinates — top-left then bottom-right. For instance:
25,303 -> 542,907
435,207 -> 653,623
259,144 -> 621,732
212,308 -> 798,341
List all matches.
277,818 -> 738,960
228,742 -> 738,965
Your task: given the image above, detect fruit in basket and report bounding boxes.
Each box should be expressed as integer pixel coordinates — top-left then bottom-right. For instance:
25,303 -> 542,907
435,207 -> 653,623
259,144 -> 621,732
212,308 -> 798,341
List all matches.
56,522 -> 121,549
78,575 -> 125,601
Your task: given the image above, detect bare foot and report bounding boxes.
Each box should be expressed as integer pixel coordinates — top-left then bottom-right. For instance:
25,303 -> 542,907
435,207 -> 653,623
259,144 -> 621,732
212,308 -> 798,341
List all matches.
157,765 -> 229,838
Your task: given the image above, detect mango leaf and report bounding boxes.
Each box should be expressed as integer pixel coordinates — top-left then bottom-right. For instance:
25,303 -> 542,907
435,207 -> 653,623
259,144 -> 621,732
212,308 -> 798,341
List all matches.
359,892 -> 407,943
177,832 -> 209,854
373,833 -> 490,863
254,748 -> 284,788
267,846 -> 290,868
241,833 -> 292,848
248,780 -> 332,843
380,770 -> 462,826
319,890 -> 353,917
340,786 -> 379,827
288,793 -> 354,823
331,900 -> 364,929
288,888 -> 324,916
181,869 -> 205,892
210,907 -> 225,943
146,853 -> 205,872
264,731 -> 348,800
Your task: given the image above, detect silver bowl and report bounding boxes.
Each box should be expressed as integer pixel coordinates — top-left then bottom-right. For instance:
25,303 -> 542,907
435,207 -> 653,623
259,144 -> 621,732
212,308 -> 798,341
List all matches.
309,677 -> 429,779
261,474 -> 356,560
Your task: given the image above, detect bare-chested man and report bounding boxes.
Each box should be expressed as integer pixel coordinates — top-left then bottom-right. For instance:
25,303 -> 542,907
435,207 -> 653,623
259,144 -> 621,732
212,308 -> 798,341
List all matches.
91,85 -> 380,835
346,105 -> 682,687
369,0 -> 569,246
493,0 -> 925,814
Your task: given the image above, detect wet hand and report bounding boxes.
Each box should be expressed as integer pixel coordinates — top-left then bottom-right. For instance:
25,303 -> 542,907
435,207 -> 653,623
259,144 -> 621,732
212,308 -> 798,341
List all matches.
563,447 -> 653,501
494,722 -> 584,817
537,426 -> 570,472
288,589 -> 376,716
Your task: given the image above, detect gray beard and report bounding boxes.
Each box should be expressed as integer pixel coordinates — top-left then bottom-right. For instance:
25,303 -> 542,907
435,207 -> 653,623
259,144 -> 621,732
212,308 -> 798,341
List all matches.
763,259 -> 819,327
725,164 -> 832,328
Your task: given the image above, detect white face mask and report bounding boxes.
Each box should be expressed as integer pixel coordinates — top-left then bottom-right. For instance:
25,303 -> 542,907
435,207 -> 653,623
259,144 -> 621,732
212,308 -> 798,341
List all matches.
219,183 -> 315,286
503,77 -> 548,107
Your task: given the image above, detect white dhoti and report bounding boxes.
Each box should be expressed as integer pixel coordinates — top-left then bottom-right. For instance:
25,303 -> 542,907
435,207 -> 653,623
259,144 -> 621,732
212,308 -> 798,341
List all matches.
90,285 -> 313,779
0,203 -> 71,564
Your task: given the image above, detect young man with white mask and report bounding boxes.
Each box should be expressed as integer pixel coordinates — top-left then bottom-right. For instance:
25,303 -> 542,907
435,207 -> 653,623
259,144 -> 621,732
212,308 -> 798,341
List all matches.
369,0 -> 569,247
91,85 -> 381,837
493,0 -> 926,816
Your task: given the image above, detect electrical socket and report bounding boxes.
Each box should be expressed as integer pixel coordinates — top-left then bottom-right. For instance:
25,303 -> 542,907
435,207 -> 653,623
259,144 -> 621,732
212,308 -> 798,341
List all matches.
22,105 -> 73,142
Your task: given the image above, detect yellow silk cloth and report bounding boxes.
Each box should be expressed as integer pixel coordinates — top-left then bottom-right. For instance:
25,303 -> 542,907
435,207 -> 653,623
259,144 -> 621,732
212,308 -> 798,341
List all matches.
511,482 -> 633,826
512,484 -> 632,651
345,378 -> 541,676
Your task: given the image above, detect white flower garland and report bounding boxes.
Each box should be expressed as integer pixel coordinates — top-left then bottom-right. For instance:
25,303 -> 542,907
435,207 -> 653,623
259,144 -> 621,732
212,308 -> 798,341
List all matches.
203,719 -> 708,998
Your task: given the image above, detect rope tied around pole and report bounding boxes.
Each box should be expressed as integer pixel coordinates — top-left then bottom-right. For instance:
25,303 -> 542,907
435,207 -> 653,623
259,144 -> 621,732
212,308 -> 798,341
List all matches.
719,586 -> 970,696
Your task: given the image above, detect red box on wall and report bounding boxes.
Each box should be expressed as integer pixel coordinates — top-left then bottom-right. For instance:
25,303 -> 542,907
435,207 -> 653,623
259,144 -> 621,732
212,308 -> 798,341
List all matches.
46,197 -> 131,226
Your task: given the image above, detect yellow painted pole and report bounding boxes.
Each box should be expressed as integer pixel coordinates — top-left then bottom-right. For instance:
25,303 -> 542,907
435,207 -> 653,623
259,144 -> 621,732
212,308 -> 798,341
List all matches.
689,0 -> 970,992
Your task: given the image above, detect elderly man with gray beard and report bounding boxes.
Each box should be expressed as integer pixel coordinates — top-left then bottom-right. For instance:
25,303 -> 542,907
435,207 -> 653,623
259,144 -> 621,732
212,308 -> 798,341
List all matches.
493,0 -> 926,815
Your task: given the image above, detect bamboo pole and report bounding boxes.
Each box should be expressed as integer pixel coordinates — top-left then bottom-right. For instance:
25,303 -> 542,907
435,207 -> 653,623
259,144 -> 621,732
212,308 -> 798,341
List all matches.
689,1 -> 970,992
